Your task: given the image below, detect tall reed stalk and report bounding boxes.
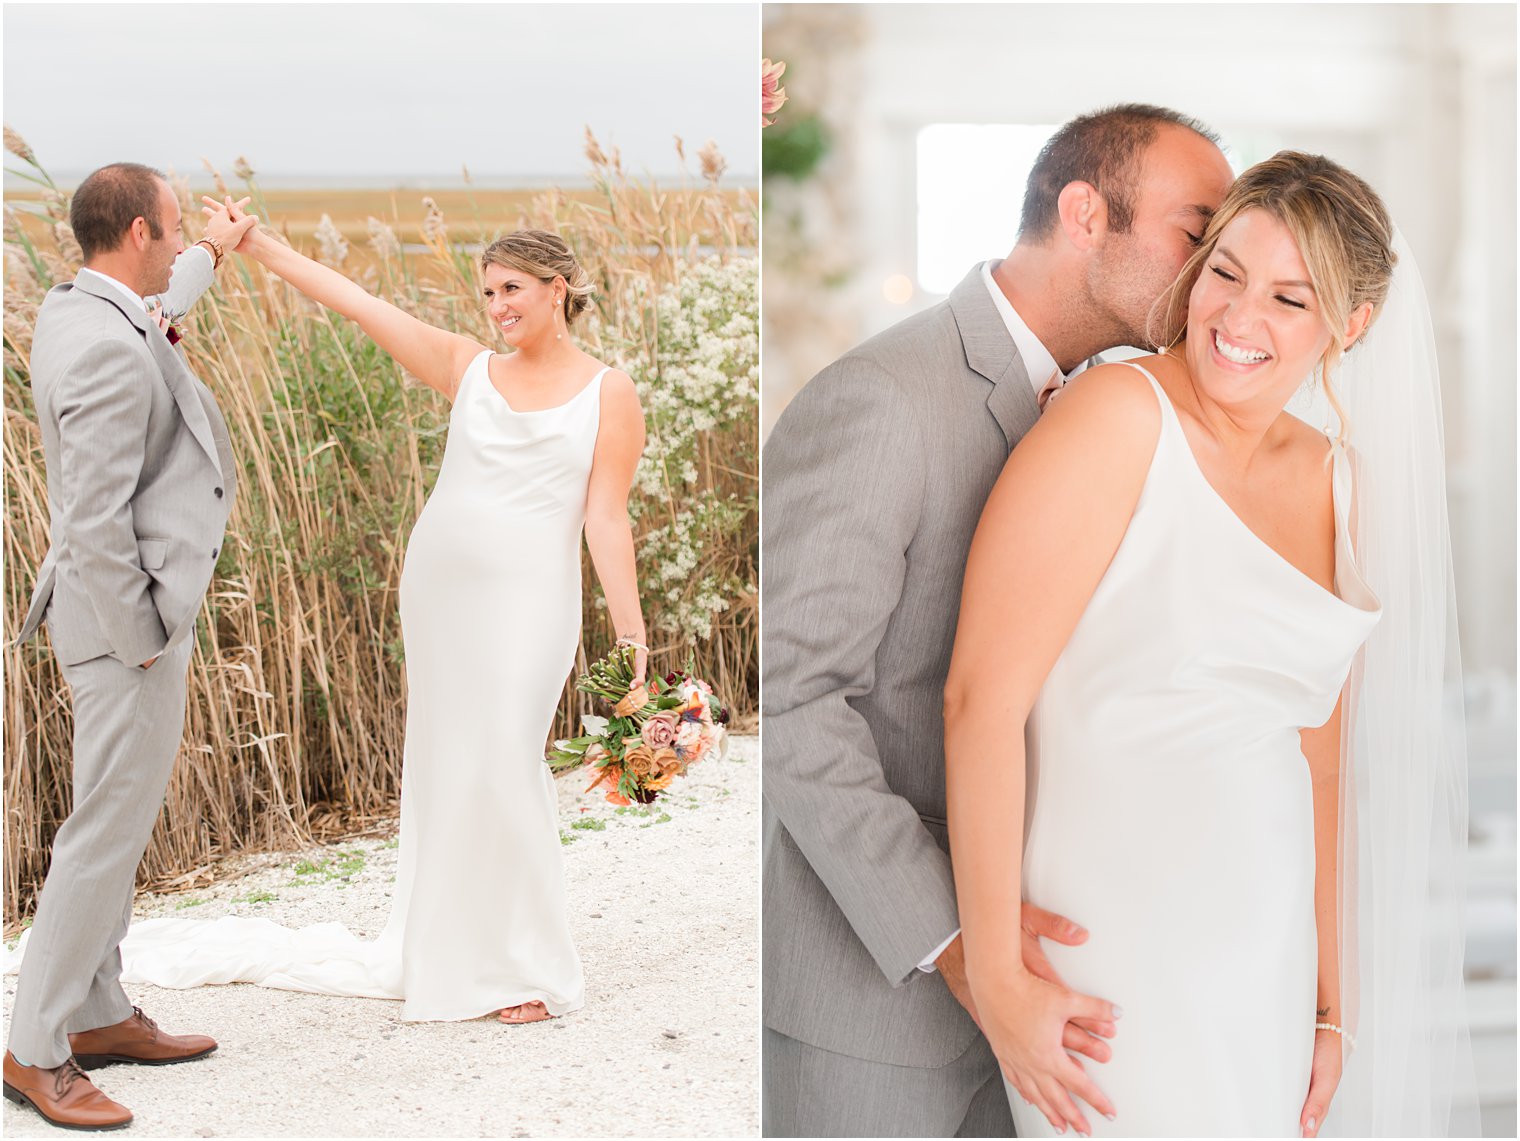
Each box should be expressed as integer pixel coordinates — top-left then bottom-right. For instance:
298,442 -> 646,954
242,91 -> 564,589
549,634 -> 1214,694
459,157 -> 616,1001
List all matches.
2,132 -> 757,927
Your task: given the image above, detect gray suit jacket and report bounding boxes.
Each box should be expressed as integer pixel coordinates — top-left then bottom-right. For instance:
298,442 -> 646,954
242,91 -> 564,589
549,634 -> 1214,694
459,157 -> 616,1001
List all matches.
762,264 -> 1040,1068
17,250 -> 237,667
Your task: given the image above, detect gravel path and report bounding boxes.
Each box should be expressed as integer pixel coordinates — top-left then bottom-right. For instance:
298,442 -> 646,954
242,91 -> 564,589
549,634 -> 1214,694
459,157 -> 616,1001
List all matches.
3,736 -> 759,1138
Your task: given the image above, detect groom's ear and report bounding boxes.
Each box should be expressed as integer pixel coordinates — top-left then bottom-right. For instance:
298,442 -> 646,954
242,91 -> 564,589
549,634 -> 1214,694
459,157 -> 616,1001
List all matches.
1056,181 -> 1106,253
126,214 -> 152,252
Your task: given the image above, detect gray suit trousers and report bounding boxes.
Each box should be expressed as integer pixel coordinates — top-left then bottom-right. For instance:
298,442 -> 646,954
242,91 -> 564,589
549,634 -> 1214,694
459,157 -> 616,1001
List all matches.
764,1027 -> 1014,1138
7,631 -> 196,1068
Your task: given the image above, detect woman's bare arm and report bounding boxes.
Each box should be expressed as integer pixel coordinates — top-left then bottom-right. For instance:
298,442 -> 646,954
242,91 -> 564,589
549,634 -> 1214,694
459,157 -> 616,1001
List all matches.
583,371 -> 648,680
206,196 -> 484,399
944,364 -> 1158,1134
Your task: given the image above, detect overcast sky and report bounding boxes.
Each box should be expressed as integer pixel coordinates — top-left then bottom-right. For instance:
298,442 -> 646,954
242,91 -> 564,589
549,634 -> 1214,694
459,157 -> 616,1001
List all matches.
3,2 -> 759,186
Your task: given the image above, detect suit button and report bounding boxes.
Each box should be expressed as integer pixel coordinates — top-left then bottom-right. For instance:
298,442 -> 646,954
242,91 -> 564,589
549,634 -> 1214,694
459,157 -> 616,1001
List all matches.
214,487 -> 224,498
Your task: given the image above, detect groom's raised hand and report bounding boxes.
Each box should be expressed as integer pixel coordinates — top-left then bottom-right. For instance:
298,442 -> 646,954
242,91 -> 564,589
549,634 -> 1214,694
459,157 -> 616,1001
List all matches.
200,195 -> 260,252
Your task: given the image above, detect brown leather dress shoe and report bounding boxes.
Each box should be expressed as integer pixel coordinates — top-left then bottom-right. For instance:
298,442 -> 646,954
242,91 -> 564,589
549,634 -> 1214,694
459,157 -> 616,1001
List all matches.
2,1052 -> 132,1131
67,1006 -> 217,1070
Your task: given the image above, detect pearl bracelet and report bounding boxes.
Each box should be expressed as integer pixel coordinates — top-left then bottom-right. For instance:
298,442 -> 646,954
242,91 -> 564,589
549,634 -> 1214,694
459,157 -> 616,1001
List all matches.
1315,1022 -> 1357,1051
615,636 -> 648,652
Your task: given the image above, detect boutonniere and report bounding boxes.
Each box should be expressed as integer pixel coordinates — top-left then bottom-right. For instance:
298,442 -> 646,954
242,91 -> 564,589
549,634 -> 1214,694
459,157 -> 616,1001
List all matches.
146,303 -> 182,345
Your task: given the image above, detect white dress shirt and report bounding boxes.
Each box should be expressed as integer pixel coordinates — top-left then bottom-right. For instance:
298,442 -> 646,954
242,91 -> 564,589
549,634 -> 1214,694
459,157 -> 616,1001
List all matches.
981,259 -> 1063,397
77,266 -> 148,313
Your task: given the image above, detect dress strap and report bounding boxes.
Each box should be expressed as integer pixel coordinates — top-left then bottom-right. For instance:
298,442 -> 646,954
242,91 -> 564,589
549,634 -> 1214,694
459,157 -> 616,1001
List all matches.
1112,359 -> 1185,438
1329,437 -> 1361,555
456,349 -> 492,398
1113,358 -> 1165,399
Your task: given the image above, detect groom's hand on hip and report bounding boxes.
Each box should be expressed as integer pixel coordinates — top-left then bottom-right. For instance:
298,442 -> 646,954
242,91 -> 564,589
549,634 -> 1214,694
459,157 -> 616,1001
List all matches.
1020,903 -> 1117,1057
937,910 -> 1116,1063
934,932 -> 980,1025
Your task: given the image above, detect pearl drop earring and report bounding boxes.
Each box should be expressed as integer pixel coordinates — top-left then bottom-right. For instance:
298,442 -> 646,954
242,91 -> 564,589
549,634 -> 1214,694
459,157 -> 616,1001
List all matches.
555,297 -> 563,340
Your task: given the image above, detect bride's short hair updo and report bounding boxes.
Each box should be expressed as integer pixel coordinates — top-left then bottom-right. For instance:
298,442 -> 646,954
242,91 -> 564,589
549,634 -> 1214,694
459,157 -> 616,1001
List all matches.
481,230 -> 595,325
1151,151 -> 1397,415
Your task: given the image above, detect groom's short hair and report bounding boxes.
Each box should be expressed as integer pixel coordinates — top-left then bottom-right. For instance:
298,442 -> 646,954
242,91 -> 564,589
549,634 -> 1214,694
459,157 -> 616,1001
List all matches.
70,162 -> 167,261
1019,105 -> 1220,239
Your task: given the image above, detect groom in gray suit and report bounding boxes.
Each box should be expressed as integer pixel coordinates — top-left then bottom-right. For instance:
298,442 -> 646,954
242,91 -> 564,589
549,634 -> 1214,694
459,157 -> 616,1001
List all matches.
4,163 -> 255,1130
762,105 -> 1234,1137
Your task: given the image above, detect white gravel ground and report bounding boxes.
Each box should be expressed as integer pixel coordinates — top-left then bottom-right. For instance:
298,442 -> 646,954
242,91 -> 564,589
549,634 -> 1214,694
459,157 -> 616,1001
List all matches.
3,735 -> 759,1138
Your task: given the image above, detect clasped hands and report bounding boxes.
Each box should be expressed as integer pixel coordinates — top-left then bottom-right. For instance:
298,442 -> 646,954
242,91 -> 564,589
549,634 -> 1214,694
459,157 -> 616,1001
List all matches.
199,194 -> 261,254
937,905 -> 1119,1136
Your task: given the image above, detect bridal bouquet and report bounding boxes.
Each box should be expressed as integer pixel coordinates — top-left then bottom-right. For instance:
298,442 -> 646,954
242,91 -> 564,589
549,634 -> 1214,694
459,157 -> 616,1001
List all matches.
547,645 -> 728,805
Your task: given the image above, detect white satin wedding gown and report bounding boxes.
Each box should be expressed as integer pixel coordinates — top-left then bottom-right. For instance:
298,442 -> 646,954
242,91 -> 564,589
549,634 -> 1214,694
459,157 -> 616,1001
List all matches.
77,351 -> 602,1021
1008,363 -> 1381,1137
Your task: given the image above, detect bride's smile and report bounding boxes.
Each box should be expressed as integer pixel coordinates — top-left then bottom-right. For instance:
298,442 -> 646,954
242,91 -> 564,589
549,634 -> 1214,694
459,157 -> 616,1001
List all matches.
1183,208 -> 1355,411
484,265 -> 559,345
1210,328 -> 1271,367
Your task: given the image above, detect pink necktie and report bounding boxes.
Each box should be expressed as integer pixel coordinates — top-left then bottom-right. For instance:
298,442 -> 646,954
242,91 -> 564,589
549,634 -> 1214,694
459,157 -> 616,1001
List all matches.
1037,368 -> 1065,412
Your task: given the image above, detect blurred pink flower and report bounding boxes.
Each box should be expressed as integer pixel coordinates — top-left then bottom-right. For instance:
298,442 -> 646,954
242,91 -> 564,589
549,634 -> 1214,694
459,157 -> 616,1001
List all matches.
762,58 -> 788,127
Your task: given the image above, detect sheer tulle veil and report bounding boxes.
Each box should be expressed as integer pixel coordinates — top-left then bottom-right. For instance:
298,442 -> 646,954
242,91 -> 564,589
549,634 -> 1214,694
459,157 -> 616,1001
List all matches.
1293,230 -> 1480,1136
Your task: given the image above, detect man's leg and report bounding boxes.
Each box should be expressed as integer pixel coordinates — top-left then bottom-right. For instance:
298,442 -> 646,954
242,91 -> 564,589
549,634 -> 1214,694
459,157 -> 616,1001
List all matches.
764,1025 -> 1005,1138
7,637 -> 193,1067
64,890 -> 134,1035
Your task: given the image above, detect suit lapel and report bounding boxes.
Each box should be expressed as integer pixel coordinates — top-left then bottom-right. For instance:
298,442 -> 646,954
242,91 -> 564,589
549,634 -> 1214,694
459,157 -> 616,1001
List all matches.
71,274 -> 226,476
946,264 -> 1040,450
193,376 -> 238,501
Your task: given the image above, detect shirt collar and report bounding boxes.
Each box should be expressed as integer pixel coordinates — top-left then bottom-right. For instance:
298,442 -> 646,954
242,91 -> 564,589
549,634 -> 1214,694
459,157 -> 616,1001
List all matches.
981,259 -> 1060,396
77,266 -> 148,314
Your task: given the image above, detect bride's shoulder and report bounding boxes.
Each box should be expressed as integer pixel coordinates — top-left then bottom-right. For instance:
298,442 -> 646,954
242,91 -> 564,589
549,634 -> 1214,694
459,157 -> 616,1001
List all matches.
1275,411 -> 1334,454
1045,357 -> 1167,439
593,362 -> 636,394
1271,410 -> 1336,487
1069,356 -> 1166,396
591,363 -> 641,416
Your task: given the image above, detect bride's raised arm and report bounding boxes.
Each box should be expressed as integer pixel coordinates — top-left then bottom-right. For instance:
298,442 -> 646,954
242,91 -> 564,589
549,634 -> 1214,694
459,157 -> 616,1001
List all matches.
942,364 -> 1156,1136
203,196 -> 484,400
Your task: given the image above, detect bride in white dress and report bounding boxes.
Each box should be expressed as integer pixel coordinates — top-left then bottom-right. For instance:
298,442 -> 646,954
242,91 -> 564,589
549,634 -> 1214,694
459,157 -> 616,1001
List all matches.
107,214 -> 647,1025
944,153 -> 1474,1137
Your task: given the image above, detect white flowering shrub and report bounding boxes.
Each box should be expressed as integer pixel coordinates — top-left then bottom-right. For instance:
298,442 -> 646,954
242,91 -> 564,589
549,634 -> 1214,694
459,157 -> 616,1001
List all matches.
632,256 -> 759,499
638,490 -> 749,639
607,255 -> 757,643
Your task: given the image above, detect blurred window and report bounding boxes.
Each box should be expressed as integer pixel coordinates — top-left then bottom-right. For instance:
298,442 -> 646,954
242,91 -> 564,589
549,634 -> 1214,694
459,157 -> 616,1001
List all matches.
916,123 -> 1059,295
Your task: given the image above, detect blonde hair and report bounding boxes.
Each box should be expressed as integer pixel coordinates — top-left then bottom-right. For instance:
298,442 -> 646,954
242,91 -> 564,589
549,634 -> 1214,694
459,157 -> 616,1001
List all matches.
481,229 -> 594,325
1149,151 -> 1396,438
